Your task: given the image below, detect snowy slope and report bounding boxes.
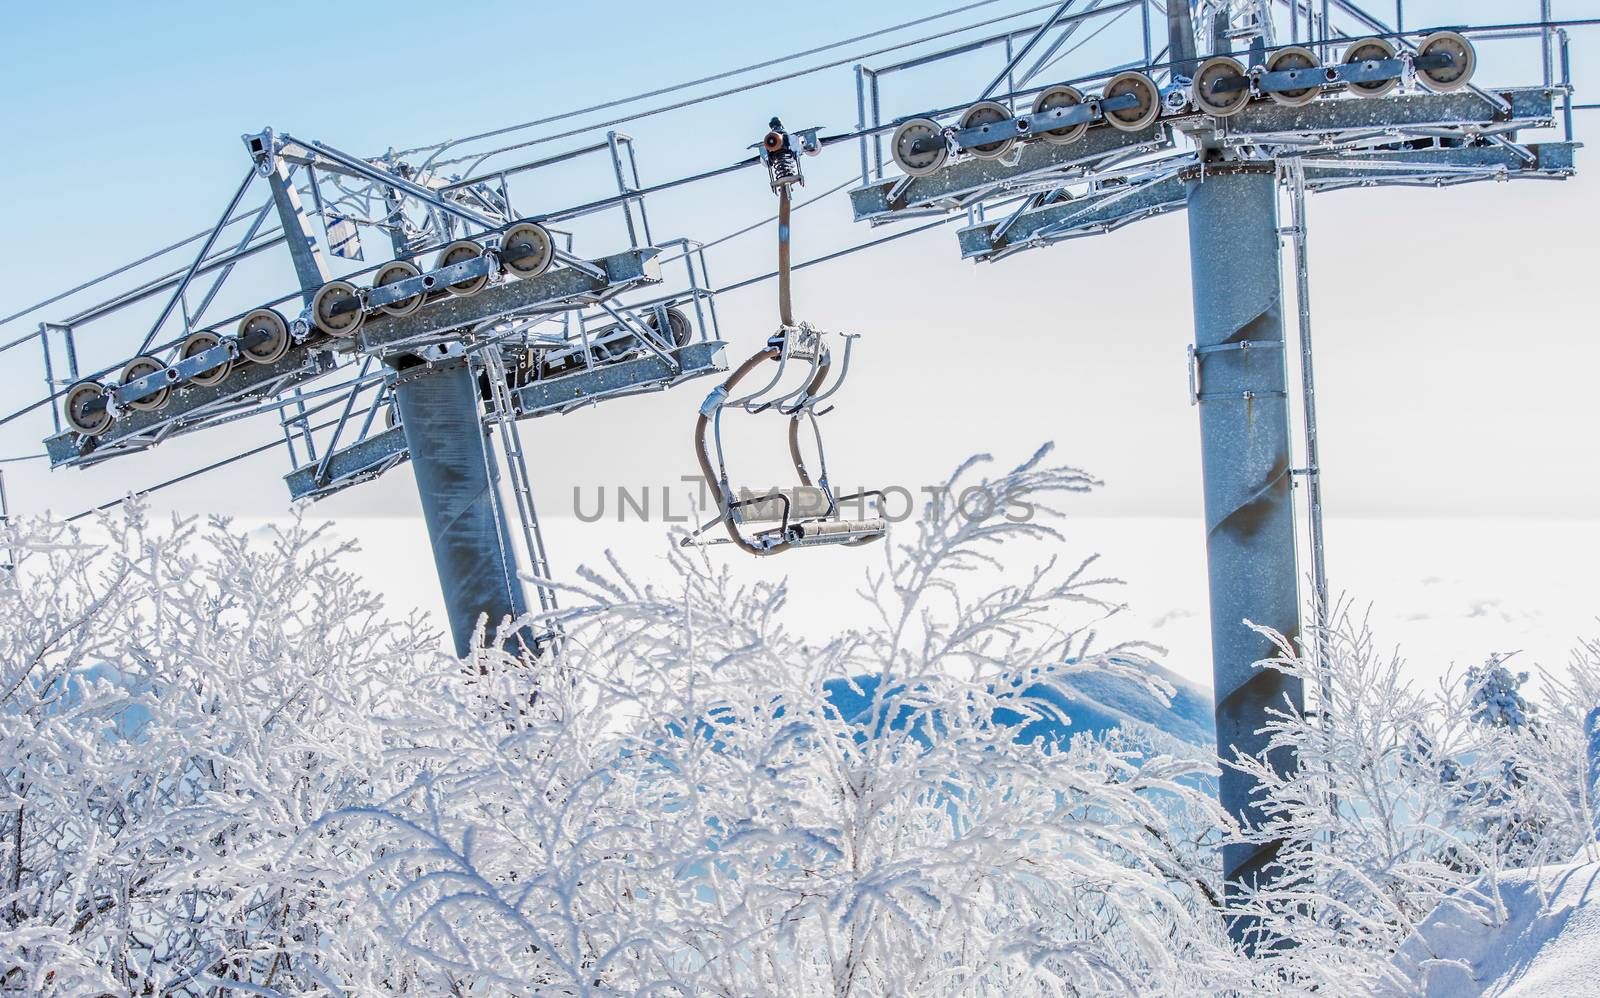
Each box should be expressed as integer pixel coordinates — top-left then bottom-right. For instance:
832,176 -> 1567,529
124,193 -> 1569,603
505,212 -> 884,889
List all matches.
1388,857 -> 1600,997
1045,659 -> 1215,749
823,659 -> 1215,755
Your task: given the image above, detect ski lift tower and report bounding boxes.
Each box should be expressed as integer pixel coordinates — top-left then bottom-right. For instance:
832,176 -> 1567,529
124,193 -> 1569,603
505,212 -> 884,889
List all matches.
36,128 -> 729,657
849,0 -> 1579,948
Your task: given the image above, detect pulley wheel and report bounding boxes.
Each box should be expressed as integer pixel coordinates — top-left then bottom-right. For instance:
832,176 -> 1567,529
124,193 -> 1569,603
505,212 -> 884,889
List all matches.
1344,38 -> 1399,97
958,100 -> 1016,159
436,239 -> 489,296
238,308 -> 292,364
181,330 -> 232,386
647,306 -> 693,347
63,381 -> 112,436
371,260 -> 424,317
1191,56 -> 1252,117
120,355 -> 171,411
1032,85 -> 1088,144
890,118 -> 948,177
312,281 -> 365,337
501,221 -> 554,279
1416,31 -> 1476,93
1101,72 -> 1161,132
1265,46 -> 1322,107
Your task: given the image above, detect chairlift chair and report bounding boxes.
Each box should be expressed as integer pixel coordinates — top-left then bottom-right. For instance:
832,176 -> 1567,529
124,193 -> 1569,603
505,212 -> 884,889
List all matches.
685,120 -> 888,556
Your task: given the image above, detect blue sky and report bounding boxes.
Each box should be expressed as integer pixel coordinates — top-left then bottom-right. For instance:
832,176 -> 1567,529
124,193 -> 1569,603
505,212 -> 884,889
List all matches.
2,0 -> 1598,525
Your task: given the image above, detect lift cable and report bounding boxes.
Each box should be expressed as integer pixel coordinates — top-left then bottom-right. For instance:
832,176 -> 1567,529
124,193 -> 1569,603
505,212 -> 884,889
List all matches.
0,0 -> 1056,343
12,10 -> 1594,456
51,208 -> 966,521
398,0 -> 1036,160
3,4 -> 1578,353
419,0 -> 1080,171
656,174 -> 863,266
1029,4 -> 1135,80
711,214 -> 963,297
62,416 -> 345,523
20,2 -> 1569,347
0,217 -> 271,339
5,7 -> 1593,345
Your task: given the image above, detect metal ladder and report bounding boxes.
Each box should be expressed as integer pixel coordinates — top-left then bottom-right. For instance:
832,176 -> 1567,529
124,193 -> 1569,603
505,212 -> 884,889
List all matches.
0,469 -> 11,572
479,345 -> 560,619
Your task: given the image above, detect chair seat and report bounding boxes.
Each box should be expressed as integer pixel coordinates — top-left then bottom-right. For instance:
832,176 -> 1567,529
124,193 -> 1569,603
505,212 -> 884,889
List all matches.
733,485 -> 832,524
786,516 -> 888,547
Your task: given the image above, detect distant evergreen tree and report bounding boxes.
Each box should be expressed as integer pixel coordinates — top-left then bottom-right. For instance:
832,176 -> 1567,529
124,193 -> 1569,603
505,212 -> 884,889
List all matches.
1466,655 -> 1533,731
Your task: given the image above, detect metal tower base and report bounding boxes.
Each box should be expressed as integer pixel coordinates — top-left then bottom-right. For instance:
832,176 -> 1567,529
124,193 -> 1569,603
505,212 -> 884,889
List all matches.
393,357 -> 530,657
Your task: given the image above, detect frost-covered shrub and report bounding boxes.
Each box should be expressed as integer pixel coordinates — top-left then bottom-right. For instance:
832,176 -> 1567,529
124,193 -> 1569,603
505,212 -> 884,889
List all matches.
1466,657 -> 1532,731
12,445 -> 1594,995
322,447 -> 1259,995
1229,608 -> 1600,994
3,450 -> 1266,995
0,506 -> 438,995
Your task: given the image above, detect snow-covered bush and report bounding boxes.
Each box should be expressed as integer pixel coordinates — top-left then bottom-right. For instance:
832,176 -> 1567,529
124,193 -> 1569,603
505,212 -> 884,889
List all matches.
1228,607 -> 1600,993
0,505 -> 438,994
9,445 -> 1596,995
321,446 -> 1257,994
3,449 -> 1263,995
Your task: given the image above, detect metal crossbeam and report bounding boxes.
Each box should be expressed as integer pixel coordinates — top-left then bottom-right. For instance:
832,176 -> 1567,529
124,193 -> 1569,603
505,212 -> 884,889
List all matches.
514,339 -> 726,416
850,122 -> 1170,221
281,340 -> 728,502
958,172 -> 1186,256
284,423 -> 409,502
1215,86 -> 1556,139
1299,140 -> 1578,186
353,248 -> 661,353
957,140 -> 1579,260
45,349 -> 337,466
44,247 -> 663,469
855,86 -> 1558,227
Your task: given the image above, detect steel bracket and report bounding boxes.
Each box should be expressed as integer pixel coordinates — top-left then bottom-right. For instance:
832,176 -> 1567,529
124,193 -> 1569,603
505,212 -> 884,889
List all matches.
1188,339 -> 1286,406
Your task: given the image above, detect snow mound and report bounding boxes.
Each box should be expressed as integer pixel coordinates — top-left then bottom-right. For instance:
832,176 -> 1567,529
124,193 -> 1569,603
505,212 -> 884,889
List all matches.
1389,857 -> 1600,997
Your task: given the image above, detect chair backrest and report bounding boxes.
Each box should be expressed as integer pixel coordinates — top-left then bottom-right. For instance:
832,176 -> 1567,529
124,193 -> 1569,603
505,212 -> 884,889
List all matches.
735,485 -> 832,523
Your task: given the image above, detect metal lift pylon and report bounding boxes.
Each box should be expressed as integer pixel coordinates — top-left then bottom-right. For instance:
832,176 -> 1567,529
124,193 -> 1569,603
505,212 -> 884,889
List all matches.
1179,9 -> 1305,947
1186,161 -> 1303,946
392,354 -> 531,657
847,0 -> 1581,954
38,124 -> 728,661
298,142 -> 539,661
369,187 -> 538,659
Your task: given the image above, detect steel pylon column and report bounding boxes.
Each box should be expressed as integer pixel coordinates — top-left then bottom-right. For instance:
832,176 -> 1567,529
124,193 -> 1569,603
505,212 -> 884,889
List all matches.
1185,163 -> 1304,951
393,357 -> 529,657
